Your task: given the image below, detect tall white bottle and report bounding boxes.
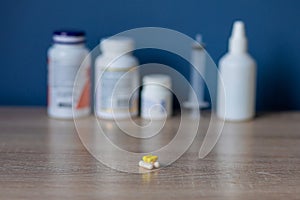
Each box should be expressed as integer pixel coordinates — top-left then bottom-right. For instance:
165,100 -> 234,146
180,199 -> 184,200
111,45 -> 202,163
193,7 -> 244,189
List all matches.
217,21 -> 256,121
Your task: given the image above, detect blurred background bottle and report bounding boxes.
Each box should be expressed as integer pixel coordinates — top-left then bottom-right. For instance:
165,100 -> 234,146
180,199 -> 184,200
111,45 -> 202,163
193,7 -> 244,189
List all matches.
95,37 -> 139,119
47,30 -> 91,119
217,21 -> 256,121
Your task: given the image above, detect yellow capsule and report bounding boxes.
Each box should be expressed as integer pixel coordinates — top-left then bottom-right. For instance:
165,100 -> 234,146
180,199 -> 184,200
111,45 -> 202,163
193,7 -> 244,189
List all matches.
142,155 -> 158,163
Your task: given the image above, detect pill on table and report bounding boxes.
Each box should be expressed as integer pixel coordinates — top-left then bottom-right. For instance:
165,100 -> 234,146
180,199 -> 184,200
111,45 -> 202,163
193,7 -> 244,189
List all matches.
139,160 -> 154,170
153,161 -> 160,168
142,155 -> 158,163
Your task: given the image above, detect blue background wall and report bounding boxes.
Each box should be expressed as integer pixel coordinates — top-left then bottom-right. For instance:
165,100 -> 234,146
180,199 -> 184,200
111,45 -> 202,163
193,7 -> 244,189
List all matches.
0,0 -> 299,110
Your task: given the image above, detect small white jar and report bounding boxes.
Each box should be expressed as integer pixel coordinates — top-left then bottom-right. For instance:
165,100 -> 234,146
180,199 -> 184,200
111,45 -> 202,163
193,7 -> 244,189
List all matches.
95,37 -> 139,119
47,30 -> 91,119
141,74 -> 172,120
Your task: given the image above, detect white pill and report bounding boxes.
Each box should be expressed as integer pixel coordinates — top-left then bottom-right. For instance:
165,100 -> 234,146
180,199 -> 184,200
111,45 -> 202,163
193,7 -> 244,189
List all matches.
153,161 -> 160,168
139,160 -> 154,170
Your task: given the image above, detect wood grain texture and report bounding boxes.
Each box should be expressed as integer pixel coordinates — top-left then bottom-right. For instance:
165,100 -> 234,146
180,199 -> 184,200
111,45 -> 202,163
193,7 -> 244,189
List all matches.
0,107 -> 299,199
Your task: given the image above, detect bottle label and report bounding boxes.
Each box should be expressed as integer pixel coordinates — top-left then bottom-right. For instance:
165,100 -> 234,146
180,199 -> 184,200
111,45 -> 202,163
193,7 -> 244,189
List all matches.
96,67 -> 138,115
48,59 -> 90,114
141,93 -> 171,119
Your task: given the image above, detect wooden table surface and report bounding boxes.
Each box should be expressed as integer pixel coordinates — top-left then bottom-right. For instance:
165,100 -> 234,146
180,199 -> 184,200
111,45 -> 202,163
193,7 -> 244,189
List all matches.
0,107 -> 299,199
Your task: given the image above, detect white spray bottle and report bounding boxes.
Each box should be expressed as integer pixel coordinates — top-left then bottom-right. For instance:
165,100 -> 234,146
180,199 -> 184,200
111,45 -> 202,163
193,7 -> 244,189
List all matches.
217,21 -> 256,121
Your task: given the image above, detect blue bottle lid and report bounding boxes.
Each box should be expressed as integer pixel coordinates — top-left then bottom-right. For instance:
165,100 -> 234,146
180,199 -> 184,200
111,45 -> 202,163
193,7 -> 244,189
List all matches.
53,30 -> 86,44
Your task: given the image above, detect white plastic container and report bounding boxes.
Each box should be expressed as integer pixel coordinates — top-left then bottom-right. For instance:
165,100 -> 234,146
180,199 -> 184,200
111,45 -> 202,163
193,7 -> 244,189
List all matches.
141,74 -> 172,119
47,30 -> 91,119
217,21 -> 256,121
95,37 -> 139,119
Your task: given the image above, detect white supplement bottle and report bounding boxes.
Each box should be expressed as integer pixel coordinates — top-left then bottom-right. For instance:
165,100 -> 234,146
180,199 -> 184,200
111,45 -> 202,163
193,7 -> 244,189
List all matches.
95,37 -> 139,119
47,30 -> 91,119
141,74 -> 172,120
217,21 -> 256,121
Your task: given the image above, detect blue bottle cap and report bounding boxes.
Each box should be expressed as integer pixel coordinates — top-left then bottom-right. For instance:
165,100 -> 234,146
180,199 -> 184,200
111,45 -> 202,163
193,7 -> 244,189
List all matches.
53,30 -> 85,44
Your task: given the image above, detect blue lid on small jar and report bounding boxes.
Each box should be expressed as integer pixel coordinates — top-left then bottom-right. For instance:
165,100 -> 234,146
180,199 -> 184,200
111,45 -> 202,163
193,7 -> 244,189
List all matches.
53,30 -> 85,44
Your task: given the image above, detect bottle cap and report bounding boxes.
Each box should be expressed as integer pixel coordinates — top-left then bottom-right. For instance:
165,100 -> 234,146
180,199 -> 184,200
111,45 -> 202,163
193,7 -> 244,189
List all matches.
53,30 -> 85,44
143,74 -> 172,89
229,21 -> 248,53
100,37 -> 134,54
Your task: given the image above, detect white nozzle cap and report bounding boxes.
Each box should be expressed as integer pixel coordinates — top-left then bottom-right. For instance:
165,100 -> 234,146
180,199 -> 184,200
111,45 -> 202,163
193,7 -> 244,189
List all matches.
229,21 -> 248,53
196,34 -> 202,43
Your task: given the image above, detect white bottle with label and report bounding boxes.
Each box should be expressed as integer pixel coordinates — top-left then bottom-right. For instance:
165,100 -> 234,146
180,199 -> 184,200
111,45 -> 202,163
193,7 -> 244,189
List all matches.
141,74 -> 172,120
95,37 -> 139,119
47,30 -> 91,119
217,21 -> 256,121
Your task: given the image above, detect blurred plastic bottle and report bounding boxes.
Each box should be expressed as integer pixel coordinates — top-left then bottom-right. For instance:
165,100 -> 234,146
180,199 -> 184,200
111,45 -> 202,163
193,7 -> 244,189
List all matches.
95,37 -> 139,119
141,74 -> 172,119
217,21 -> 256,121
47,30 -> 91,119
